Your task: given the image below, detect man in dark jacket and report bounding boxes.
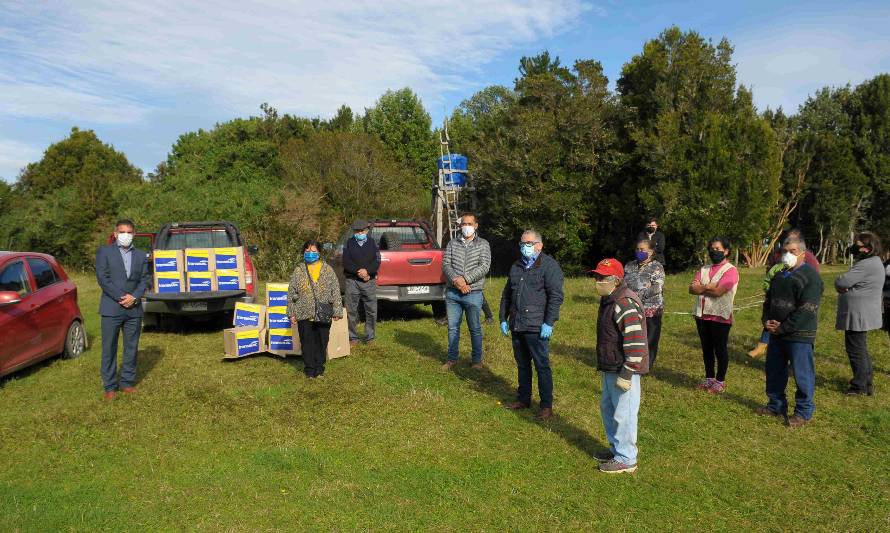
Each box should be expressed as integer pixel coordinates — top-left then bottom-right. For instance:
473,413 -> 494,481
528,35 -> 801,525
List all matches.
499,230 -> 564,420
591,258 -> 649,474
759,235 -> 824,427
636,217 -> 666,265
342,220 -> 381,345
95,219 -> 151,399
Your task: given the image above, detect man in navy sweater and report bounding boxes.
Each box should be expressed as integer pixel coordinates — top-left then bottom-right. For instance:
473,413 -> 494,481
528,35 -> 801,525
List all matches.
342,220 -> 381,345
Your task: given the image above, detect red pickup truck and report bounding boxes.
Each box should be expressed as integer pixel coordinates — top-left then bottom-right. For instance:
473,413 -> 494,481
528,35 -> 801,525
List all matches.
328,219 -> 446,312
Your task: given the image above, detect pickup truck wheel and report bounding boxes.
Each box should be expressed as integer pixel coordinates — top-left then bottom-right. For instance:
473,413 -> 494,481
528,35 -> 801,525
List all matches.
431,301 -> 446,319
63,320 -> 87,359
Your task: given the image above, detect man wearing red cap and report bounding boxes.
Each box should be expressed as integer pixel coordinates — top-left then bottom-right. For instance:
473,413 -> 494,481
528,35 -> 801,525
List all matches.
590,258 -> 650,473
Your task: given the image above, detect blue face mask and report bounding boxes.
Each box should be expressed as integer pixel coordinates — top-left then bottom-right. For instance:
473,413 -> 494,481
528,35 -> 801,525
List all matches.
635,250 -> 649,262
520,243 -> 536,259
304,251 -> 320,263
354,233 -> 367,242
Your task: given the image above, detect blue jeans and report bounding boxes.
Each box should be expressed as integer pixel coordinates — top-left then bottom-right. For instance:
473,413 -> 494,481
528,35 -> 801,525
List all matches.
512,332 -> 553,408
445,288 -> 483,363
765,339 -> 816,420
600,372 -> 641,465
759,329 -> 770,344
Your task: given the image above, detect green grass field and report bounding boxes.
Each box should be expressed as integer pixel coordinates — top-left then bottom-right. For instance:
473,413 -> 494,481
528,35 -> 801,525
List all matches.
2,268 -> 889,531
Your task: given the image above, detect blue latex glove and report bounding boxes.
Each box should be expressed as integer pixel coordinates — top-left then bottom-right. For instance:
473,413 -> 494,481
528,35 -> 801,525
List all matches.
500,321 -> 510,337
540,323 -> 553,339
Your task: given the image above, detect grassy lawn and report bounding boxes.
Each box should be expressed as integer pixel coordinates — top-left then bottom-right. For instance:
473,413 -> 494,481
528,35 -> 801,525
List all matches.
2,267 -> 889,531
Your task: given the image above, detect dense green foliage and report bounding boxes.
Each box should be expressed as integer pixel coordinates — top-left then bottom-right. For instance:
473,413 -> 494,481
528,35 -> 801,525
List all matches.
2,27 -> 889,275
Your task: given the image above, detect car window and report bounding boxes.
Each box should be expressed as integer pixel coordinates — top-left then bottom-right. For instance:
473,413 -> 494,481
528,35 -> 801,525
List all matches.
370,226 -> 430,246
165,230 -> 235,250
27,258 -> 60,290
0,261 -> 32,297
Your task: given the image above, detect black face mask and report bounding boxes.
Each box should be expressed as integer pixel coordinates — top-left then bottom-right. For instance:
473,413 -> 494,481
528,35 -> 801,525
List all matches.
646,226 -> 656,234
708,249 -> 726,264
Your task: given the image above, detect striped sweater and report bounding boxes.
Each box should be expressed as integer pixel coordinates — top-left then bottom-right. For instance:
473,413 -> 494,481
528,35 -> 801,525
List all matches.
596,283 -> 650,376
442,235 -> 491,291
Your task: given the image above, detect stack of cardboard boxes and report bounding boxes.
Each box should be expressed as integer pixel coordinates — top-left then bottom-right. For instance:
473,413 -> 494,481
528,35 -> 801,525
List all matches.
223,282 -> 351,361
152,247 -> 247,294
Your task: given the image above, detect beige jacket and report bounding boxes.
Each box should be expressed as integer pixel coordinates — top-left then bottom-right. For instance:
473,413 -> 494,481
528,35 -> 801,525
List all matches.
286,261 -> 343,322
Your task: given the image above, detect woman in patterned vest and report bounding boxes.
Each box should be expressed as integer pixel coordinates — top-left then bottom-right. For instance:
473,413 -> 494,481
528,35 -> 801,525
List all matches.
688,237 -> 739,394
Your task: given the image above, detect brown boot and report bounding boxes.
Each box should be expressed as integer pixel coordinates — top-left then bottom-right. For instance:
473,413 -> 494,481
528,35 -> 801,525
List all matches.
748,342 -> 767,358
536,407 -> 553,420
787,415 -> 809,428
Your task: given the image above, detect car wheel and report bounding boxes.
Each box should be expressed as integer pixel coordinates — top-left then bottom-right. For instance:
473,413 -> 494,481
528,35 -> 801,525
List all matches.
63,320 -> 87,359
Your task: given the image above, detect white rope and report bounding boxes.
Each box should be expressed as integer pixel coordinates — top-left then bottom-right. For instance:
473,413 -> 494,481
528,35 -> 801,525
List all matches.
664,299 -> 764,316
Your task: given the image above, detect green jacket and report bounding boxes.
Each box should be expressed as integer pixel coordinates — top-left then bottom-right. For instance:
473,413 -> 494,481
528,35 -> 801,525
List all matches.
762,264 -> 824,344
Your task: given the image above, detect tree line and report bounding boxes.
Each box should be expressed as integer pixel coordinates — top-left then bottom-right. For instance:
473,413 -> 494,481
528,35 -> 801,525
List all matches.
1,27 -> 888,278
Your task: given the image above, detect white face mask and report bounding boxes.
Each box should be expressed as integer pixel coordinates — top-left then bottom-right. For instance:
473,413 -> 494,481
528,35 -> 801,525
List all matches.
595,281 -> 615,296
782,252 -> 798,268
117,232 -> 134,248
461,225 -> 476,238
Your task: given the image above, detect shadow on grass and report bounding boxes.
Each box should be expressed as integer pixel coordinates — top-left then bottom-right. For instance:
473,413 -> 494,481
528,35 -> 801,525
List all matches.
650,365 -> 762,410
392,329 -> 609,460
551,341 -> 594,367
572,294 -> 598,305
0,354 -> 61,387
136,345 -> 164,384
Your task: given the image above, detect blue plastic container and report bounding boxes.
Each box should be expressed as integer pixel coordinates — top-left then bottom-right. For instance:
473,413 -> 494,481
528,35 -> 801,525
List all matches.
438,154 -> 468,186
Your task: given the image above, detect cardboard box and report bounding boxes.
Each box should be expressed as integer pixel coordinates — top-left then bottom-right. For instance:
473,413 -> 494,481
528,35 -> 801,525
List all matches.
213,246 -> 244,271
153,249 -> 184,273
234,302 -> 266,327
185,248 -> 214,272
154,271 -> 185,293
268,327 -> 300,357
266,306 -> 291,329
223,327 -> 267,359
216,268 -> 245,291
186,271 -> 216,292
266,282 -> 289,307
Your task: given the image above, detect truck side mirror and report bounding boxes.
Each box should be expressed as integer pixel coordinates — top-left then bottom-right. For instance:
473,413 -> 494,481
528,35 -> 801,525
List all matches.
247,245 -> 259,255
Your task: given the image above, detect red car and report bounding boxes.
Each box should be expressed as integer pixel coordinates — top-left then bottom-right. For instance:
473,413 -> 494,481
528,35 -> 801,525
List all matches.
0,252 -> 86,377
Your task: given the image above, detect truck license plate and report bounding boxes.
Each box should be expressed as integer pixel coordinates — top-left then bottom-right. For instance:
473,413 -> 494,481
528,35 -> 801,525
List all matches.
406,285 -> 430,295
181,301 -> 208,312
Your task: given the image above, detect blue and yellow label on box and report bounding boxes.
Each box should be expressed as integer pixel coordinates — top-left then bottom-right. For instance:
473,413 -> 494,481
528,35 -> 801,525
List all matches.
268,328 -> 294,351
267,282 -> 289,307
234,302 -> 264,327
236,329 -> 263,357
154,250 -> 181,272
267,306 -> 290,329
187,271 -> 213,292
216,269 -> 242,291
156,271 -> 183,293
214,247 -> 241,270
186,249 -> 211,272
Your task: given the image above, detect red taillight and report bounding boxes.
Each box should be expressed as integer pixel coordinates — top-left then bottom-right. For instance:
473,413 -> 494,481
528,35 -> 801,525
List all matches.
244,254 -> 256,296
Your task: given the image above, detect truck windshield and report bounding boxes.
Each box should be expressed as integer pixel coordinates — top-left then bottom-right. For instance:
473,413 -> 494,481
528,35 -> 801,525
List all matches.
164,229 -> 235,250
370,226 -> 429,246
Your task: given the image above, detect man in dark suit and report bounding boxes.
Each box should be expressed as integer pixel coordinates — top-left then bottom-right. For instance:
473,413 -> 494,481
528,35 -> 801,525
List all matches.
95,219 -> 150,399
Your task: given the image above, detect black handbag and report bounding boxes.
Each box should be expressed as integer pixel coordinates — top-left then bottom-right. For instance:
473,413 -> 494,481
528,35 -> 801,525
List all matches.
306,263 -> 333,323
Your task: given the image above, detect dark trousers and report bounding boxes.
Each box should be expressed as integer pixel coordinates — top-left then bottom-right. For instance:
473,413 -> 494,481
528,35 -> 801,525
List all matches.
844,330 -> 873,393
100,314 -> 141,392
646,313 -> 663,369
345,278 -> 377,342
298,320 -> 330,377
511,332 -> 553,408
765,339 -> 816,419
481,295 -> 493,320
695,318 -> 731,382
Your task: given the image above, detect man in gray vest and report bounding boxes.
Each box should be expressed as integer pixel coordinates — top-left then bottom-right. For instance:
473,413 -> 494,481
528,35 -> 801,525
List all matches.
95,219 -> 151,399
441,212 -> 491,370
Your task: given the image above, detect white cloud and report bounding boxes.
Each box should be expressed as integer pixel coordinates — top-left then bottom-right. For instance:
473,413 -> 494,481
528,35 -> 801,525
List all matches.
0,139 -> 41,181
733,26 -> 890,114
0,0 -> 590,123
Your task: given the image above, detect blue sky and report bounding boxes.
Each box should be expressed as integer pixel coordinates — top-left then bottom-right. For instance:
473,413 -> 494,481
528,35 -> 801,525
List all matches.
2,0 -> 889,181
